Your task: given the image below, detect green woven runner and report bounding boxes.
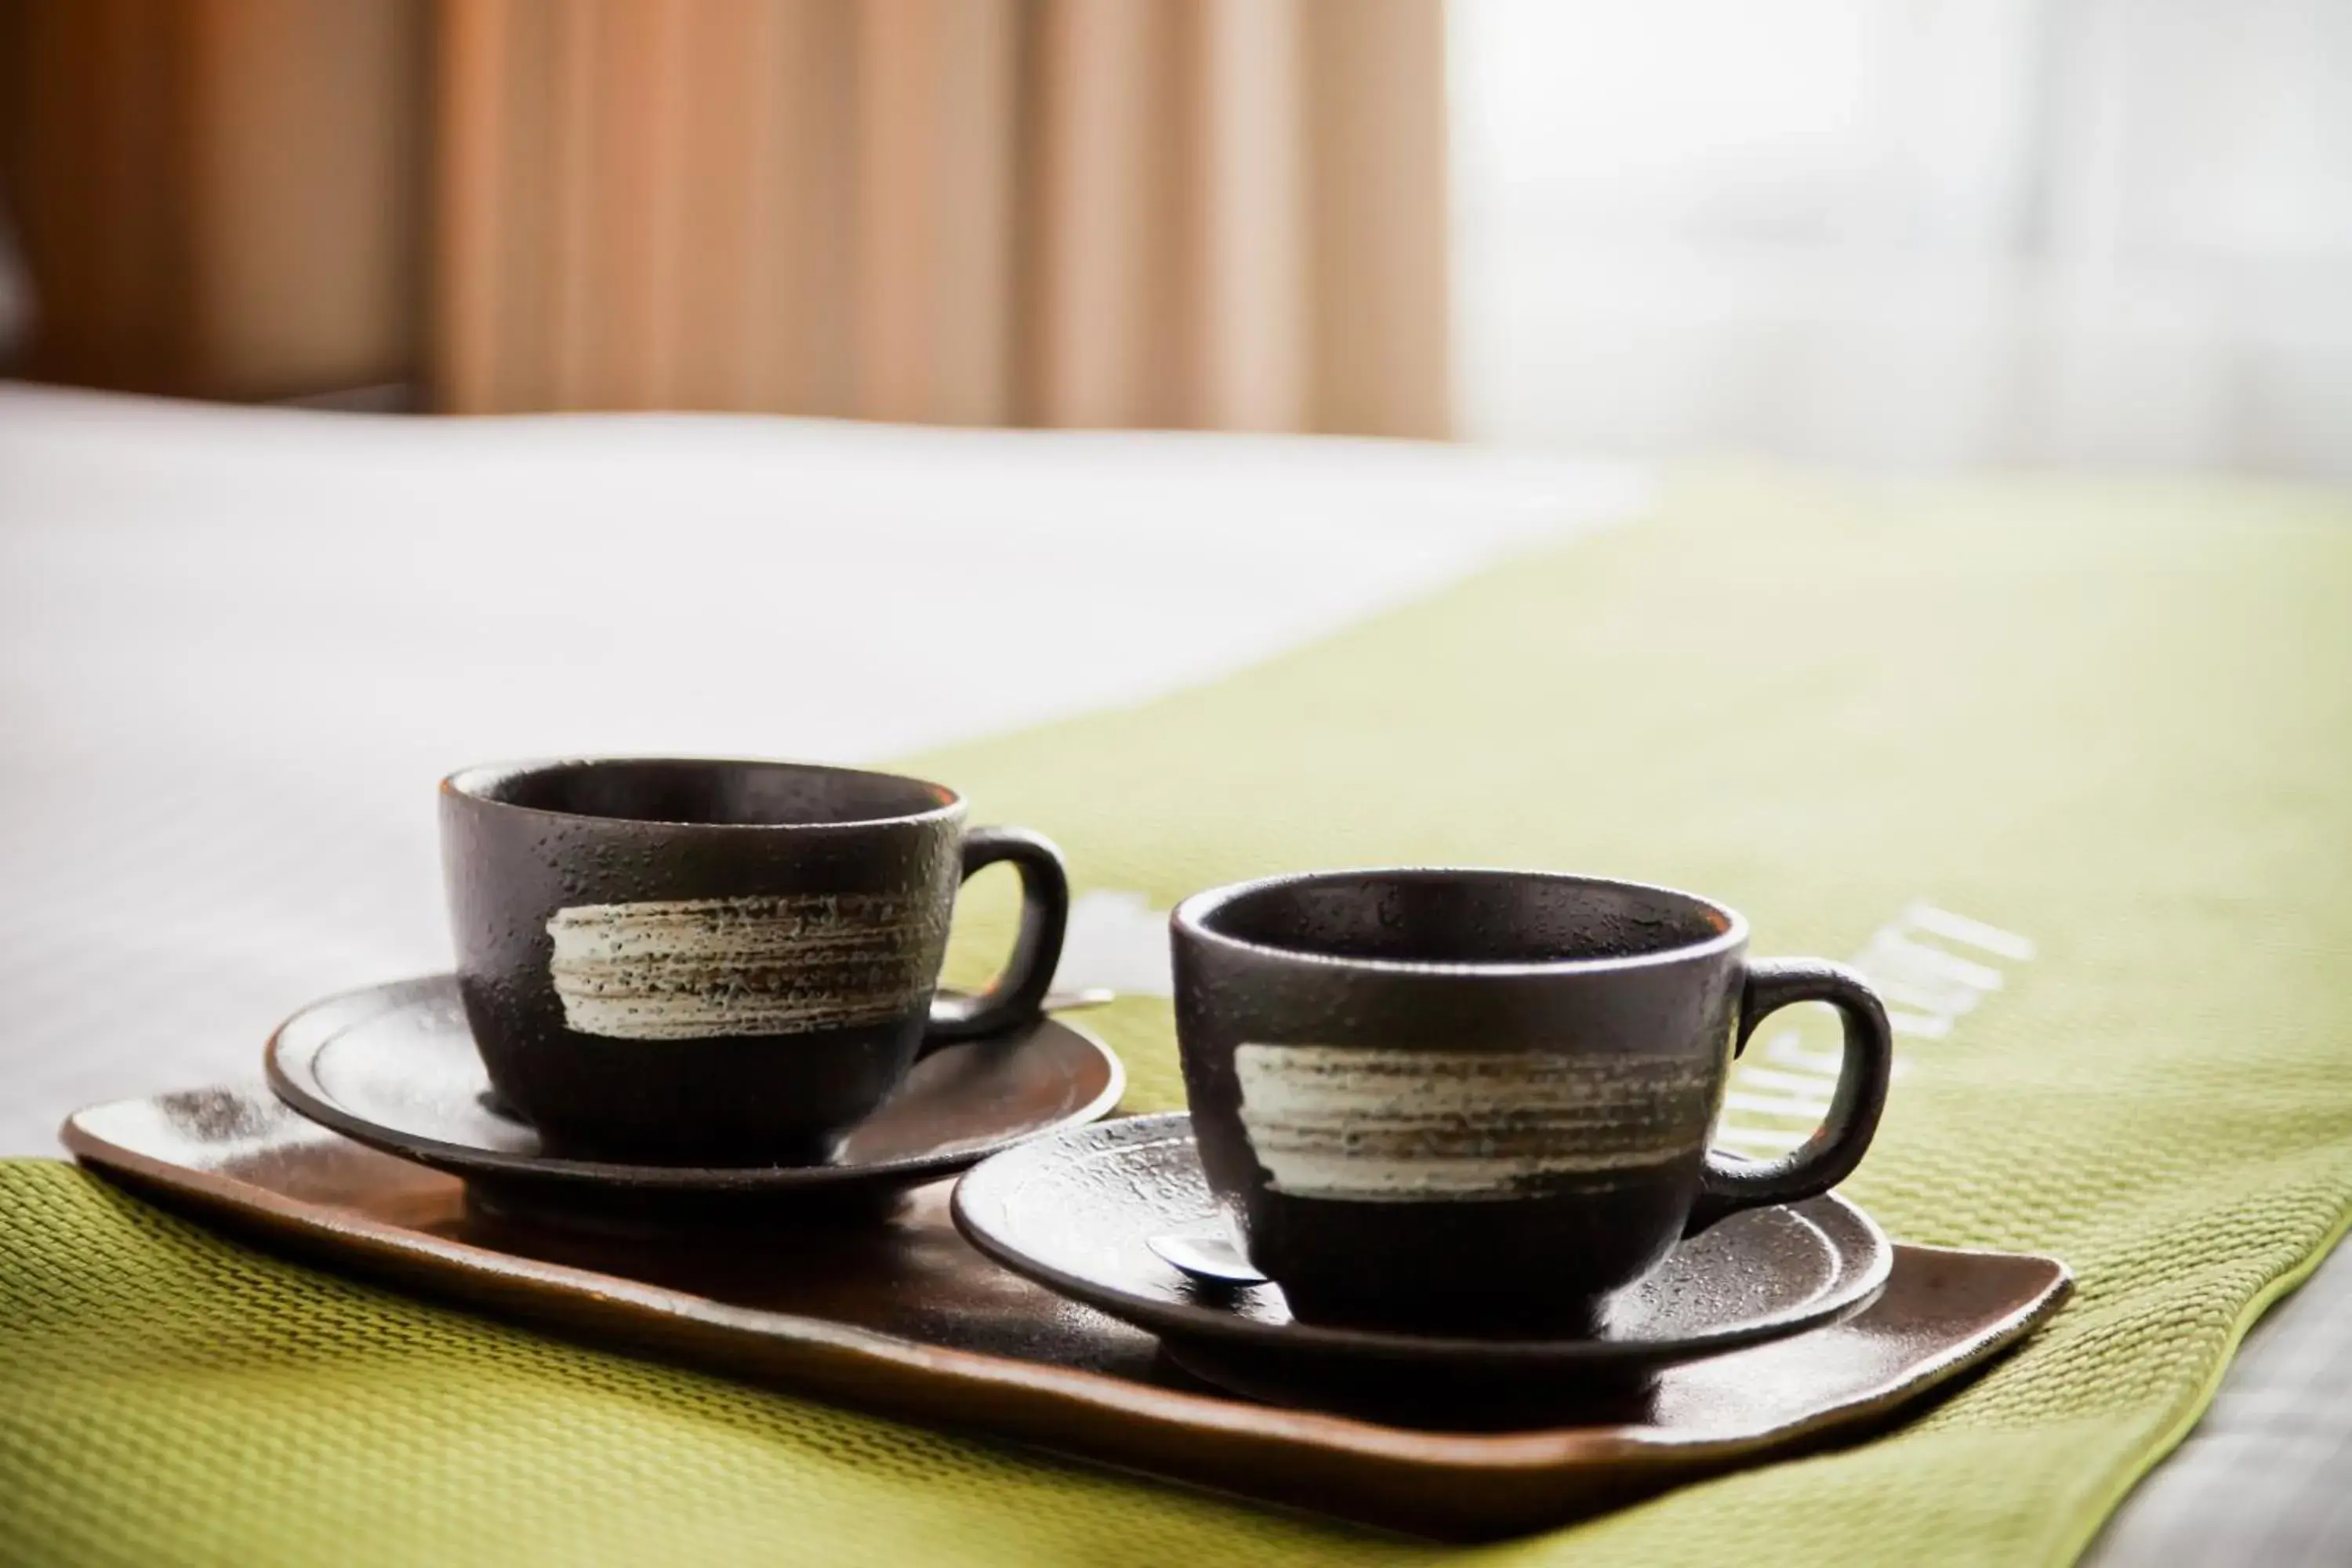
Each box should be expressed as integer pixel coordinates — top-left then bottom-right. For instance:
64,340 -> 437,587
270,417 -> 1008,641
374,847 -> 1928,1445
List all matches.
5,470 -> 2349,1566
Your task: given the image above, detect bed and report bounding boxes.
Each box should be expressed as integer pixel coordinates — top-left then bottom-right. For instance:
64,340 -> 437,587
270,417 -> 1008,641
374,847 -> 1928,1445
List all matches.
0,381 -> 2340,1563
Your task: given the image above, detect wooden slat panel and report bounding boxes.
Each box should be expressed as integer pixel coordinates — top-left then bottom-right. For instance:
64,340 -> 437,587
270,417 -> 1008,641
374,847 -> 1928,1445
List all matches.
1192,0 -> 1307,432
1018,0 -> 1189,429
748,0 -> 858,417
1301,0 -> 1450,438
431,0 -> 513,411
185,0 -> 423,399
856,0 -> 1018,425
0,0 -> 196,394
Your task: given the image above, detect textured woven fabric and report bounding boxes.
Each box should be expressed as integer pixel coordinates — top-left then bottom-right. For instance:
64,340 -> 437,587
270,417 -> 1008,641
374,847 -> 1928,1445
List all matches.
2088,1236 -> 2352,1566
5,470 -> 2350,1566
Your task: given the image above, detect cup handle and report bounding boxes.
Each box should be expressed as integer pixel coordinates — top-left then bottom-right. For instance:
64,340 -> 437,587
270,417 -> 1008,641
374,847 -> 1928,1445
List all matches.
922,826 -> 1071,1048
1684,958 -> 1894,1236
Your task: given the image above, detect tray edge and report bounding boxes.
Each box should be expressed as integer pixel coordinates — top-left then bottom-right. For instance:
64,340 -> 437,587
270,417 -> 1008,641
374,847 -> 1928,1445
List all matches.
59,1098 -> 2071,1541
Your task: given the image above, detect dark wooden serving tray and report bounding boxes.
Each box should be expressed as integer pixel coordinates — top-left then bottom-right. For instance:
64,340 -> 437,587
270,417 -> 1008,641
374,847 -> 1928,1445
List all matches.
63,1087 -> 2070,1541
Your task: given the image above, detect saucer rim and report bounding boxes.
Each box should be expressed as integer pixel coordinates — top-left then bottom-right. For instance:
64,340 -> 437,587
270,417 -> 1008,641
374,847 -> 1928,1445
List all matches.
265,973 -> 1126,1192
950,1111 -> 1894,1367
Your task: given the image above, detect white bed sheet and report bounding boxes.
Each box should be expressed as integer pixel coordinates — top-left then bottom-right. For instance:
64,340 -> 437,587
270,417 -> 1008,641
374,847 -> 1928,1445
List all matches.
0,383 -> 1646,1155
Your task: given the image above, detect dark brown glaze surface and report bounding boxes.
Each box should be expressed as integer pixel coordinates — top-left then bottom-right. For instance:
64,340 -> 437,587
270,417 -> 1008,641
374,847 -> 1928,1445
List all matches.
441,757 -> 1068,1161
265,975 -> 1123,1229
1170,868 -> 1893,1332
64,1087 -> 2069,1541
952,1115 -> 1891,1374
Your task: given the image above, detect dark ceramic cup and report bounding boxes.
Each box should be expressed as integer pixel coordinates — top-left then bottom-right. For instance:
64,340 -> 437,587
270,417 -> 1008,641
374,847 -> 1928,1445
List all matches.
1171,868 -> 1893,1336
441,757 -> 1069,1164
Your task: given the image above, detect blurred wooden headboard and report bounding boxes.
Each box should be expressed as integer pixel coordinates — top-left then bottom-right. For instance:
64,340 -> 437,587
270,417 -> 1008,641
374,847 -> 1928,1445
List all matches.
0,0 -> 424,402
0,0 -> 1447,436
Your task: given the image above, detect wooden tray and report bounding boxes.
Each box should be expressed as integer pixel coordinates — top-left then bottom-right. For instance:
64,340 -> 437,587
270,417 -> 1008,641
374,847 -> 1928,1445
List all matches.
63,1087 -> 2070,1541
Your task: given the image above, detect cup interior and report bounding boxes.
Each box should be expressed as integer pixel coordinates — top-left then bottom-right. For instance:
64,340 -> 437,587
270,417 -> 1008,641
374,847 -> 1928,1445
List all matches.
1194,869 -> 1734,967
449,758 -> 953,828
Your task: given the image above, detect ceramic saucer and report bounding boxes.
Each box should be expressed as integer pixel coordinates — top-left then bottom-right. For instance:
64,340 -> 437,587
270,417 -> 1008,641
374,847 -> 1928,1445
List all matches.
953,1113 -> 1893,1412
267,975 -> 1123,1231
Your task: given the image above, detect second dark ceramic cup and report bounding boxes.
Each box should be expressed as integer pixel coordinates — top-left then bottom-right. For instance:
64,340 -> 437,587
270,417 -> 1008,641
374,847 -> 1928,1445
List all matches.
441,757 -> 1069,1163
1172,868 -> 1893,1336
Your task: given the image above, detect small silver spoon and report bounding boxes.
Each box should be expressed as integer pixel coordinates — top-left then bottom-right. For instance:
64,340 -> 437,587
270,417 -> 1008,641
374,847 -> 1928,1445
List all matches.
935,985 -> 1115,1015
1042,987 -> 1116,1012
1148,1229 -> 1269,1287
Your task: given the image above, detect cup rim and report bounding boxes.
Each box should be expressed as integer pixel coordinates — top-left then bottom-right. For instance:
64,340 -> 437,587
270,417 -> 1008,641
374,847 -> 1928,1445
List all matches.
1171,866 -> 1749,978
441,756 -> 965,833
